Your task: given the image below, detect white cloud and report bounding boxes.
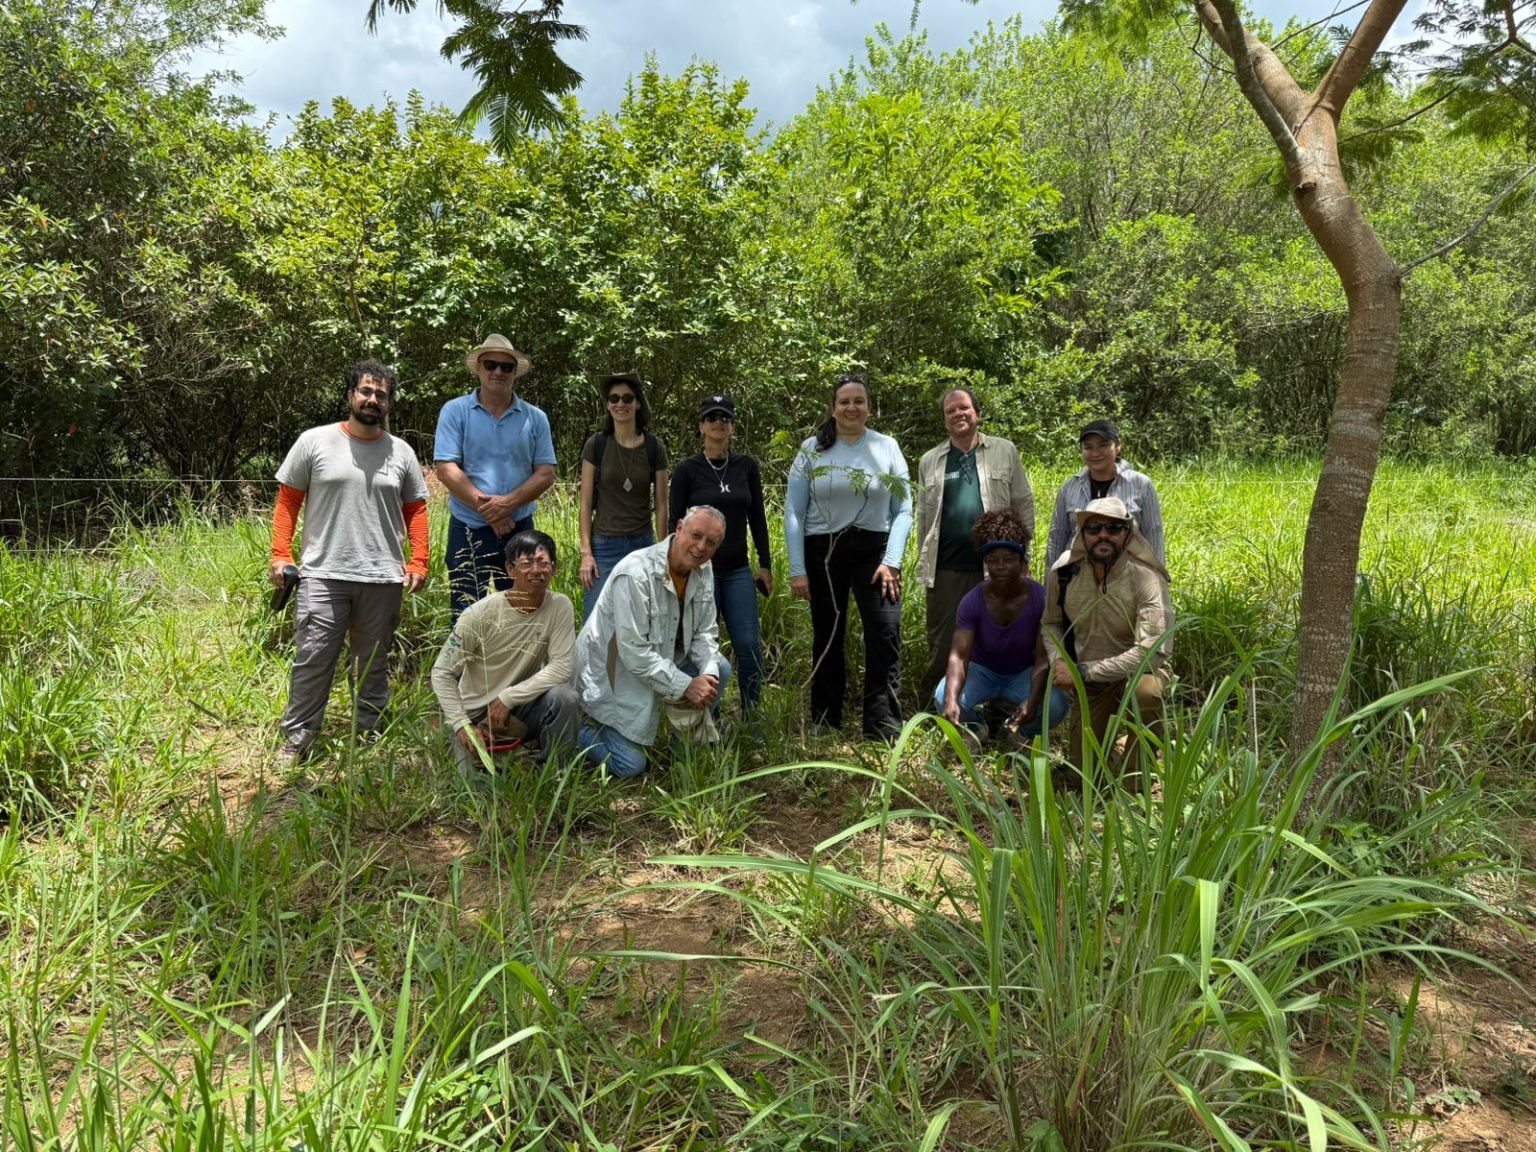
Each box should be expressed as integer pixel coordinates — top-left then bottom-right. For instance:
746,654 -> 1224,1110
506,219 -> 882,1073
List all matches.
188,0 -> 1383,139
188,0 -> 1047,137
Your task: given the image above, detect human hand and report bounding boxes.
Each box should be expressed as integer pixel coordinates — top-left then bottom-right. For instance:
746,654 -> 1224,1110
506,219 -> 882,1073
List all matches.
1052,658 -> 1074,689
790,575 -> 809,601
943,697 -> 961,726
488,697 -> 511,731
269,560 -> 292,588
754,567 -> 774,596
580,553 -> 598,589
682,674 -> 719,708
489,517 -> 513,537
477,492 -> 514,521
456,723 -> 489,750
403,569 -> 426,594
871,563 -> 901,603
1013,698 -> 1039,727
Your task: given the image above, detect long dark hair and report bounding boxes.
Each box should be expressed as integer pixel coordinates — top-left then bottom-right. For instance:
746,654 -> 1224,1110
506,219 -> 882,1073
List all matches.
814,372 -> 870,452
600,372 -> 651,436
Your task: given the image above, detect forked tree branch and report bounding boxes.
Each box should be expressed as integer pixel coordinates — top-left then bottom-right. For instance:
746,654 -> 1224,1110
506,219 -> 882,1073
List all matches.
1202,0 -> 1307,184
1401,162 -> 1536,275
1312,0 -> 1411,115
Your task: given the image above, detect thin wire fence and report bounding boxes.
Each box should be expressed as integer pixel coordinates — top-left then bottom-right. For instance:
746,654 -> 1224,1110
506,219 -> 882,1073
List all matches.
4,465 -> 1535,557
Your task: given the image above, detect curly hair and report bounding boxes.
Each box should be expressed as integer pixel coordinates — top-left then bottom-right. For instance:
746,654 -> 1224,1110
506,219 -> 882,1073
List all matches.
970,508 -> 1032,554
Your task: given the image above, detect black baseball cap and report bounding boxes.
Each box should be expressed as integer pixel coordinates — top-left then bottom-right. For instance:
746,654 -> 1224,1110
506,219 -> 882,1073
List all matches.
1079,418 -> 1121,444
698,394 -> 736,420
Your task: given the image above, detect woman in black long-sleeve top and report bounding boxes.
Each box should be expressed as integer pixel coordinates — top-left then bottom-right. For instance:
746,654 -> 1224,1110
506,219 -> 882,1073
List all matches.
668,392 -> 772,713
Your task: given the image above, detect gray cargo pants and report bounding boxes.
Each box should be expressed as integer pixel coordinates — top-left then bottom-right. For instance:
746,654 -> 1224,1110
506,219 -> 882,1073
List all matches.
279,577 -> 403,751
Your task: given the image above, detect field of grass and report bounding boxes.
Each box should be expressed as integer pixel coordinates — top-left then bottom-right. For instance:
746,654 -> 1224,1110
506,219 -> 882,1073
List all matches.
1,459 -> 1534,1150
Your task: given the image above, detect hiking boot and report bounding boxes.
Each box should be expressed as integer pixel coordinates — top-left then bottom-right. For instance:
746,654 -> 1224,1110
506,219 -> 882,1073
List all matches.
276,739 -> 309,765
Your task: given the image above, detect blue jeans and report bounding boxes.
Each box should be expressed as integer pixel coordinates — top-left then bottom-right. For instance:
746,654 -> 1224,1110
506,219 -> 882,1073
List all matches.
714,564 -> 764,712
447,515 -> 533,623
933,663 -> 1069,740
581,530 -> 654,624
580,657 -> 731,779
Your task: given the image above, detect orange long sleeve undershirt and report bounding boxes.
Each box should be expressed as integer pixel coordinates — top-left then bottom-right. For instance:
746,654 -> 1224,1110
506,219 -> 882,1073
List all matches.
272,485 -> 429,580
402,499 -> 429,578
271,483 -> 305,565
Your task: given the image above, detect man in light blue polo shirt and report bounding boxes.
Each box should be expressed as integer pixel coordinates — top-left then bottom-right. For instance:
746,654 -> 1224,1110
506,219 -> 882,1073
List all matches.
434,334 -> 557,621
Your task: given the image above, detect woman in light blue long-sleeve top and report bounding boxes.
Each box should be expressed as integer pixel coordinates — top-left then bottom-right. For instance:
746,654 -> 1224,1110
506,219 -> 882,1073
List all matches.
785,373 -> 913,739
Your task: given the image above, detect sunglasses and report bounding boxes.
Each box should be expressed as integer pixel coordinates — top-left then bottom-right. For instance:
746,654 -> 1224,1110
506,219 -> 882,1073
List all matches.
1082,521 -> 1127,537
702,412 -> 733,423
607,393 -> 637,405
481,358 -> 521,373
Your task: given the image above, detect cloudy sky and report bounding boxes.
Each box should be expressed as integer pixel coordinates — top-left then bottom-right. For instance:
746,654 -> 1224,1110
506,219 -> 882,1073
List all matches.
191,0 -> 1360,138
190,0 -> 1061,135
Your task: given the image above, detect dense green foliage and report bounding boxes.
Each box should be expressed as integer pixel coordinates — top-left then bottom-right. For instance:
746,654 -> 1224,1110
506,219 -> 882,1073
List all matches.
4,4 -> 1535,526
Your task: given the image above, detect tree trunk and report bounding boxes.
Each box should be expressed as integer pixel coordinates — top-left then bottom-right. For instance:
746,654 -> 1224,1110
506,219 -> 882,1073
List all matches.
1286,113 -> 1402,764
1186,0 -> 1408,771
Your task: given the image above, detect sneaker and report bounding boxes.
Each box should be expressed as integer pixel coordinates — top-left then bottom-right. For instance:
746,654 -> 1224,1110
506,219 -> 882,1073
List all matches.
276,739 -> 308,764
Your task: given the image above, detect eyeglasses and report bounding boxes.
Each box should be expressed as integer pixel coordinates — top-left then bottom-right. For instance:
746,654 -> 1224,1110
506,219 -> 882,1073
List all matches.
481,358 -> 520,374
353,387 -> 391,401
607,393 -> 637,405
513,555 -> 554,570
1082,521 -> 1127,537
702,413 -> 733,423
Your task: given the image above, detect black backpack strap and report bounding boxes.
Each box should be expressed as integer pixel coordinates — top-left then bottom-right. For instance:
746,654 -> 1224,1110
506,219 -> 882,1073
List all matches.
591,431 -> 608,513
645,433 -> 659,486
1057,562 -> 1080,665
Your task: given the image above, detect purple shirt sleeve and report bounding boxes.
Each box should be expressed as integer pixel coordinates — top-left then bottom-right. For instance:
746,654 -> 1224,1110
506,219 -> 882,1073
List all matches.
954,585 -> 985,634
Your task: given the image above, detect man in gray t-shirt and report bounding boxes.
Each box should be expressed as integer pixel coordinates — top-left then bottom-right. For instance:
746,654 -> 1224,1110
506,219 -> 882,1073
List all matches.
270,359 -> 430,759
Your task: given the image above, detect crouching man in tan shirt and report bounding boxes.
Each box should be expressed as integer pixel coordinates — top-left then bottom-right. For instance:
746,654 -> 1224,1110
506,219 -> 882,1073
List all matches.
1042,497 -> 1172,789
431,529 -> 581,781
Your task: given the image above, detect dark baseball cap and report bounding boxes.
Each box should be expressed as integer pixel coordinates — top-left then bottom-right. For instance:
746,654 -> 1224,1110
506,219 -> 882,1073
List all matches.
698,394 -> 736,420
1079,418 -> 1121,444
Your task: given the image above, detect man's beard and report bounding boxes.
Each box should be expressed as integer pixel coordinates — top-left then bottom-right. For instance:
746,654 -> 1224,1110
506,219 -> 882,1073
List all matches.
353,405 -> 382,425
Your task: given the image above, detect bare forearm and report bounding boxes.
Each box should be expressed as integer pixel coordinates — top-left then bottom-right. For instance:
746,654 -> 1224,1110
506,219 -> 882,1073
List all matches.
502,466 -> 556,510
434,461 -> 480,506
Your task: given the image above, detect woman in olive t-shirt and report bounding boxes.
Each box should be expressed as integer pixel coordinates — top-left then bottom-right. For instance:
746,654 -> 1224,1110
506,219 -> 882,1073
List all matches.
578,372 -> 670,624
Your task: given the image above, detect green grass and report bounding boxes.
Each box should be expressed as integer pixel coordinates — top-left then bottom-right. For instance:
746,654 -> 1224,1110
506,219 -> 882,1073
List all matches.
0,460 -> 1532,1149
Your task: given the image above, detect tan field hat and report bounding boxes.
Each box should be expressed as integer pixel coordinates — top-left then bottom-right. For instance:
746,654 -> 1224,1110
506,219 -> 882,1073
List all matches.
465,334 -> 532,378
1075,496 -> 1132,535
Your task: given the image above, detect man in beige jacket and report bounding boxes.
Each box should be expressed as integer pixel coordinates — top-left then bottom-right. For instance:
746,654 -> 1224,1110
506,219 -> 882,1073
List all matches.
915,387 -> 1034,698
1042,497 -> 1171,787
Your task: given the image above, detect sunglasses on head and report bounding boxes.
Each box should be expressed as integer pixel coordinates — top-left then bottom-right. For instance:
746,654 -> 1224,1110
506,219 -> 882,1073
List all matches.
1083,521 -> 1127,537
481,358 -> 520,373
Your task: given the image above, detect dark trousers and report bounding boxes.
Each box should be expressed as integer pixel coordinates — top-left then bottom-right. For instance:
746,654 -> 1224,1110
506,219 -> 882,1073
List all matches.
922,567 -> 983,696
447,515 -> 533,623
451,684 -> 583,779
805,529 -> 903,737
1068,674 -> 1167,788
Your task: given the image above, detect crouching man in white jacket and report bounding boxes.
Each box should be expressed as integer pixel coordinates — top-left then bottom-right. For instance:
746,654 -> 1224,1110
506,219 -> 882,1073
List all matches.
574,506 -> 731,778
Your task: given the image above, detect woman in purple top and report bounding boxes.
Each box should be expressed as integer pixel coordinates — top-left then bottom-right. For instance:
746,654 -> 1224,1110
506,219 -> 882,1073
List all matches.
934,509 -> 1069,743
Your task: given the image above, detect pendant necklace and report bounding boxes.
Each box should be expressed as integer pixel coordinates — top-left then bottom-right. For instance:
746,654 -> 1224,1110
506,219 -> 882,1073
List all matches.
706,452 -> 731,494
619,439 -> 639,492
